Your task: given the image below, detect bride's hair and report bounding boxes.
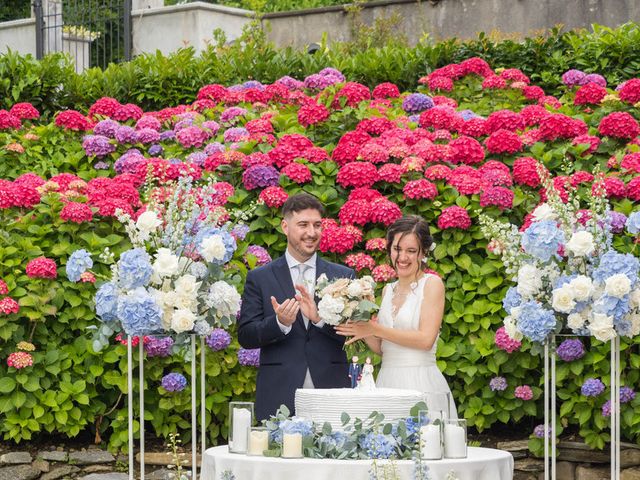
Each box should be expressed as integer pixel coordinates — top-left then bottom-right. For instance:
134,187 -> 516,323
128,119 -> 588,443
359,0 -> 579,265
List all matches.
385,215 -> 434,269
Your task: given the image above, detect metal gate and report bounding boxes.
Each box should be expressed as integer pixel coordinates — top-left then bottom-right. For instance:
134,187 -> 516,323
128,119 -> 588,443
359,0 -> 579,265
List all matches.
33,0 -> 132,71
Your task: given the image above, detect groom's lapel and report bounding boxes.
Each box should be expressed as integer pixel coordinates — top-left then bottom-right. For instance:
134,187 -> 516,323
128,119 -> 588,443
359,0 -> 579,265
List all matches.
315,256 -> 329,282
273,256 -> 296,299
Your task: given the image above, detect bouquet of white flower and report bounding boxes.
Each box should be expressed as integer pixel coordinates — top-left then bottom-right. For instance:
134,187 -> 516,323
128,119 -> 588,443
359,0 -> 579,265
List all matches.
67,176 -> 250,351
315,274 -> 379,326
480,171 -> 640,344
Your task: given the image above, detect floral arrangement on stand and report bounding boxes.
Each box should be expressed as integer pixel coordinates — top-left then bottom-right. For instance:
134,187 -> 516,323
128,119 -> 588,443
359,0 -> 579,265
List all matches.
260,403 -> 437,480
66,175 -> 247,351
480,171 -> 640,345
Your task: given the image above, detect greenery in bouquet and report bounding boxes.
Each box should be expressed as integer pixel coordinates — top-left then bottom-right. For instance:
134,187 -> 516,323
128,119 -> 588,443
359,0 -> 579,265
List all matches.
66,175 -> 252,351
480,171 -> 640,346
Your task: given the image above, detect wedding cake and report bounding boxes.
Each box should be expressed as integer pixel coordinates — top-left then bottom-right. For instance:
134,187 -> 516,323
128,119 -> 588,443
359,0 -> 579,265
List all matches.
295,388 -> 426,430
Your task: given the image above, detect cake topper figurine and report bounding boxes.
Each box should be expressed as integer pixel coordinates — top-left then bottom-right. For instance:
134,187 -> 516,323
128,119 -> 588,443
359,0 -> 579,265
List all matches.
348,355 -> 361,388
357,357 -> 376,390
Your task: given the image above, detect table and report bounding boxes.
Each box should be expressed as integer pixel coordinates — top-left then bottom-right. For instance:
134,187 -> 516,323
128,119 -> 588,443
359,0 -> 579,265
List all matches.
201,445 -> 513,480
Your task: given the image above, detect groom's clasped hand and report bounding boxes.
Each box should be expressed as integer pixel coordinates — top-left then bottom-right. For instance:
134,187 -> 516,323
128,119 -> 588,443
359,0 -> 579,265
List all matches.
270,283 -> 320,327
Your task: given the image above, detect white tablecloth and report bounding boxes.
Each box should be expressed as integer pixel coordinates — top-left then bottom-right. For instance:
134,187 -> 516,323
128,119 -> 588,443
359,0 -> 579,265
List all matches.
201,445 -> 513,480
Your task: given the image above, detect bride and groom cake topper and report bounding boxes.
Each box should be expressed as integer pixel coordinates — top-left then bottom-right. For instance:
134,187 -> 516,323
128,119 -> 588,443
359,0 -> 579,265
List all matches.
349,355 -> 375,390
237,193 -> 457,421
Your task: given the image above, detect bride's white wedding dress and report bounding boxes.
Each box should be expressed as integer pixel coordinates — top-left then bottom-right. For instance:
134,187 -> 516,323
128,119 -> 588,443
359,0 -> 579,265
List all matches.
375,274 -> 458,418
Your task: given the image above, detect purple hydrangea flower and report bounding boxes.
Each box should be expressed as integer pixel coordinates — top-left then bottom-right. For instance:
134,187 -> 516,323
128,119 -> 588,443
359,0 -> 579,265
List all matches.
246,245 -> 272,266
581,378 -> 605,397
136,128 -> 161,144
489,376 -> 508,391
460,109 -> 480,120
206,328 -> 232,351
408,115 -> 420,123
277,75 -> 304,90
94,161 -> 110,170
202,120 -> 220,135
174,118 -> 194,131
93,119 -> 120,138
187,151 -> 207,166
161,372 -> 187,392
304,69 -> 344,90
318,67 -> 345,82
238,348 -> 260,367
533,424 -> 550,438
243,80 -> 264,90
223,127 -> 250,143
144,336 -> 174,357
242,165 -> 280,190
608,211 -> 628,234
582,73 -> 607,87
562,69 -> 586,87
220,107 -> 247,124
148,144 -> 163,156
620,386 -> 636,403
556,339 -> 585,362
115,125 -> 137,144
82,135 -> 116,157
114,150 -> 146,174
160,130 -> 176,141
204,142 -> 225,155
231,224 -> 250,241
402,93 -> 435,114
135,115 -> 161,131
602,399 -> 612,417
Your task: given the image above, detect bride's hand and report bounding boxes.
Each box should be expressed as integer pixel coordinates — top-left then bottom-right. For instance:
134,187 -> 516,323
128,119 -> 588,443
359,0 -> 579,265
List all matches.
335,321 -> 376,345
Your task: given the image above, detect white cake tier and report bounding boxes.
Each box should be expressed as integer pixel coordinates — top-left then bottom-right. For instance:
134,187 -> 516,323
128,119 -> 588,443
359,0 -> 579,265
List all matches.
295,388 -> 426,430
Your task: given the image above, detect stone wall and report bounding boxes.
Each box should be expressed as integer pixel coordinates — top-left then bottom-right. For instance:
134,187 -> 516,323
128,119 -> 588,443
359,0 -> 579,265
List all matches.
0,18 -> 37,56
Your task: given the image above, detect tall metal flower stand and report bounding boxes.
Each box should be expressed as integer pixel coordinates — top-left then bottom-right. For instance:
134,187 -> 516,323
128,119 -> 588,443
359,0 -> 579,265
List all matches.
127,335 -> 208,479
543,335 -> 621,480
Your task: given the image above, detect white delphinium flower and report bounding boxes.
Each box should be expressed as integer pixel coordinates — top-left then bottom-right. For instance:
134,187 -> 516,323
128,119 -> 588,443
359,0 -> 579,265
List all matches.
206,281 -> 241,319
171,308 -> 196,334
569,275 -> 594,302
552,285 -> 576,313
200,235 -> 226,263
317,295 -> 345,326
566,231 -> 595,257
517,264 -> 543,298
604,273 -> 632,299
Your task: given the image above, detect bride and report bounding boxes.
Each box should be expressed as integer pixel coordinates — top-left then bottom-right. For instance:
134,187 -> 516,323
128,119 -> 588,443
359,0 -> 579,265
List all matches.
336,215 -> 457,417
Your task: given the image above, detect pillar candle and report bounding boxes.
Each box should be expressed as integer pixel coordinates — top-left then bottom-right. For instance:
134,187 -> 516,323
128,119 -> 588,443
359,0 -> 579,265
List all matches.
443,424 -> 466,458
247,430 -> 269,456
420,424 -> 442,459
282,432 -> 302,458
231,408 -> 251,453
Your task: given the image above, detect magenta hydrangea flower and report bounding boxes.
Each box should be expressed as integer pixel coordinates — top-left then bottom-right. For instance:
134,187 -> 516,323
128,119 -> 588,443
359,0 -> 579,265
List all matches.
220,107 -> 247,124
245,245 -> 272,266
515,385 -> 533,400
223,127 -> 250,143
494,326 -> 521,353
562,69 -> 586,87
144,337 -> 174,357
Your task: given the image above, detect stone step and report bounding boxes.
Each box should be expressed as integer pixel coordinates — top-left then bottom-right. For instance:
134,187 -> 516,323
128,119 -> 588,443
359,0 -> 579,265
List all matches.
136,452 -> 201,467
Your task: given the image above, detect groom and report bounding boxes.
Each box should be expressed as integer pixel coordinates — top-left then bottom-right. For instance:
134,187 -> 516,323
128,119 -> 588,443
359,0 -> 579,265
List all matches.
238,193 -> 353,420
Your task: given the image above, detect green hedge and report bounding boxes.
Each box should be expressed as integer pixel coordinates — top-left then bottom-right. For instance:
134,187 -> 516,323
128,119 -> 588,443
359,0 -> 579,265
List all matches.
2,22 -> 640,116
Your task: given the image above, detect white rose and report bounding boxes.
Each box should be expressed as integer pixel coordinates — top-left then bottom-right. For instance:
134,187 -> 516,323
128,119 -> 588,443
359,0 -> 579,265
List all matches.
200,235 -> 226,263
604,273 -> 632,299
569,275 -> 594,302
517,264 -> 543,298
567,312 -> 585,330
171,308 -> 196,334
588,313 -> 616,342
136,211 -> 162,239
153,248 -> 180,279
629,313 -> 640,337
566,231 -> 595,257
552,286 -> 576,313
174,274 -> 201,298
532,203 -> 556,221
504,316 -> 523,341
629,289 -> 640,309
318,296 -> 345,326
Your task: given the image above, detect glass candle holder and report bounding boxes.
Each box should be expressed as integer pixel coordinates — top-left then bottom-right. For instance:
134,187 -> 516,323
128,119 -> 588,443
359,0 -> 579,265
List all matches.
443,418 -> 467,459
281,432 -> 303,458
425,391 -> 451,420
247,426 -> 269,456
228,402 -> 254,454
419,410 -> 443,460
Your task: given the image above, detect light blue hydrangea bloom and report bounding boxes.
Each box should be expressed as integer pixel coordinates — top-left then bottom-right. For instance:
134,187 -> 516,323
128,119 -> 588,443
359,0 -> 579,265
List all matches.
516,300 -> 557,343
521,220 -> 565,262
95,282 -> 118,322
117,248 -> 153,289
502,287 -> 522,314
361,432 -> 397,459
66,249 -> 93,282
116,287 -> 162,336
592,250 -> 639,286
593,294 -> 631,322
626,211 -> 640,235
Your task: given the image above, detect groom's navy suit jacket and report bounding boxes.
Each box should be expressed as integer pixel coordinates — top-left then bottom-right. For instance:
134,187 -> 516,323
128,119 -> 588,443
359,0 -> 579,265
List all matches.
238,255 -> 354,420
